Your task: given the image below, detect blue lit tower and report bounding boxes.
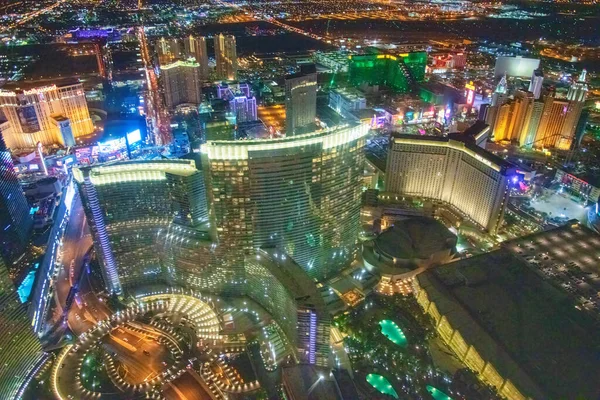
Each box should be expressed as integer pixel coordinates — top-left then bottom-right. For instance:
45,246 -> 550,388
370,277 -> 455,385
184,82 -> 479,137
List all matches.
0,122 -> 33,264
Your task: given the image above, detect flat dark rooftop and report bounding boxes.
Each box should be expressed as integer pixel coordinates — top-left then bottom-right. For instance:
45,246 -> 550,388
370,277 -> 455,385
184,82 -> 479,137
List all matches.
423,249 -> 600,399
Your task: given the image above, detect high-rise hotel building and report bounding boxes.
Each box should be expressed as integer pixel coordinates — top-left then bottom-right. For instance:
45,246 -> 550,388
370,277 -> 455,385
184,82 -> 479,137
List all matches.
285,65 -> 317,135
160,60 -> 202,110
386,135 -> 516,233
214,34 -> 237,81
183,35 -> 209,80
0,82 -> 94,149
0,127 -> 32,264
202,123 -> 369,281
73,160 -> 238,295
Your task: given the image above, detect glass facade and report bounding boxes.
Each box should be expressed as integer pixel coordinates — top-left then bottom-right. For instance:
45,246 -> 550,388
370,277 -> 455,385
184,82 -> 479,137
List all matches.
245,251 -> 330,367
348,52 -> 427,93
0,255 -> 44,400
75,160 -> 242,295
0,131 -> 32,264
203,123 -> 368,281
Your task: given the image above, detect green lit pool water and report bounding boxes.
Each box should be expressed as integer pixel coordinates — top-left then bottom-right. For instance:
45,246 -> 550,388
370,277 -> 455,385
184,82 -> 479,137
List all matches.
379,319 -> 407,347
426,385 -> 453,400
366,374 -> 399,399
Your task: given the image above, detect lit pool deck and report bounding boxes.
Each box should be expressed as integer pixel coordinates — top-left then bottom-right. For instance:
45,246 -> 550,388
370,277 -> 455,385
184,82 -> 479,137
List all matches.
379,319 -> 407,347
426,385 -> 453,400
366,374 -> 399,399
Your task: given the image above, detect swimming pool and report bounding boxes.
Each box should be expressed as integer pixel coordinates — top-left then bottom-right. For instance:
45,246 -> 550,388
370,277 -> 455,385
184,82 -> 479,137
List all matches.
366,373 -> 399,399
379,319 -> 408,347
426,385 -> 453,400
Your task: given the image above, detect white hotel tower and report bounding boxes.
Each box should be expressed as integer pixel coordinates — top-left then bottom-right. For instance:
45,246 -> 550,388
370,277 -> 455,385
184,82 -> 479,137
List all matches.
386,135 -> 517,233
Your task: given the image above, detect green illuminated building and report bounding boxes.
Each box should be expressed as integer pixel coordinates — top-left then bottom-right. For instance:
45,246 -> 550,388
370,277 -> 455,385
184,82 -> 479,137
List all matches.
348,52 -> 427,93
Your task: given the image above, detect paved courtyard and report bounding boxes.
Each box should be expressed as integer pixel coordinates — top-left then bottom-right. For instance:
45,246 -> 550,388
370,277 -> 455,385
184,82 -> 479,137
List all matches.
530,191 -> 589,223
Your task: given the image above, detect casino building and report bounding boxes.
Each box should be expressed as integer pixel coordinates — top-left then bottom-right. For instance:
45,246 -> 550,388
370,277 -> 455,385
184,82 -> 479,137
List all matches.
0,82 -> 94,149
386,135 -> 517,233
201,123 -> 369,281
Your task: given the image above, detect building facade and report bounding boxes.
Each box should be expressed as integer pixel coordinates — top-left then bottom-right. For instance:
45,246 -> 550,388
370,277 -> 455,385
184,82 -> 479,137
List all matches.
202,123 -> 369,281
0,83 -> 94,149
73,160 -> 241,295
328,88 -> 366,119
0,128 -> 32,263
528,68 -> 544,100
155,37 -> 181,65
160,60 -> 202,109
245,250 -> 330,367
229,94 -> 257,123
284,65 -> 317,135
386,135 -> 515,233
214,34 -> 237,81
0,255 -> 45,400
183,35 -> 209,80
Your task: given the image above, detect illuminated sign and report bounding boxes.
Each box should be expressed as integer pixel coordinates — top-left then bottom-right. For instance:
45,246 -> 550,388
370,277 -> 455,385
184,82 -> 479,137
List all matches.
466,90 -> 474,106
126,129 -> 142,144
465,81 -> 475,106
98,137 -> 126,153
23,85 -> 57,96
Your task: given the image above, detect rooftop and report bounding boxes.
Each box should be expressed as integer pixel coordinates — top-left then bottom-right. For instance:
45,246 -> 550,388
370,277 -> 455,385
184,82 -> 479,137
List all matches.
502,222 -> 600,318
391,134 -> 514,173
420,246 -> 600,399
375,217 -> 456,261
255,249 -> 326,312
1,78 -> 82,93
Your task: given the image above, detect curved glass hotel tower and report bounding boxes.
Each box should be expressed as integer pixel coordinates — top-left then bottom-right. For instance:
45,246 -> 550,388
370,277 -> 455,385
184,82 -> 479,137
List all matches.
202,123 -> 368,281
74,124 -> 367,367
74,159 -> 240,295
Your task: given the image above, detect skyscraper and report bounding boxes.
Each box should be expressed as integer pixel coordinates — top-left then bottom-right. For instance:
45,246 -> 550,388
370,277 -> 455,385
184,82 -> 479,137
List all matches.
0,126 -> 32,264
0,254 -> 45,400
229,94 -> 257,123
528,68 -> 544,100
217,83 -> 258,123
506,90 -> 534,141
284,64 -> 317,135
202,123 -> 369,280
73,160 -> 233,295
0,82 -> 94,149
214,34 -> 237,81
567,69 -> 588,102
155,37 -> 181,65
491,73 -> 508,106
519,100 -> 544,148
534,95 -> 571,149
490,102 -> 511,141
183,35 -> 209,80
386,135 -> 516,233
160,60 -> 202,109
